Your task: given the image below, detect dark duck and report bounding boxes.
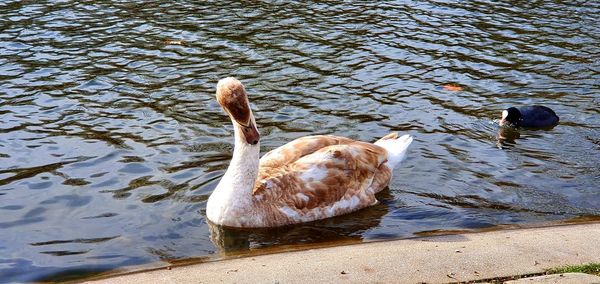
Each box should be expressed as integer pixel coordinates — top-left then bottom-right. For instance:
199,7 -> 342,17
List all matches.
499,105 -> 559,128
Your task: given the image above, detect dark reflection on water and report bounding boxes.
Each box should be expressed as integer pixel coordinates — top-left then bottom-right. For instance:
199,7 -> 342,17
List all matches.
1,0 -> 599,282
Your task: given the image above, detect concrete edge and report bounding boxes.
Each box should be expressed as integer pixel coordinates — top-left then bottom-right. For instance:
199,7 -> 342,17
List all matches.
82,222 -> 600,284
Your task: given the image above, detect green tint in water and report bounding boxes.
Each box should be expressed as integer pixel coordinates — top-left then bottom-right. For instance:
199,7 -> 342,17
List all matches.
0,1 -> 599,282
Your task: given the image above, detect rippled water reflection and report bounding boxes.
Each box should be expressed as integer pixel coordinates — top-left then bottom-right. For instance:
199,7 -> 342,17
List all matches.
1,1 -> 599,282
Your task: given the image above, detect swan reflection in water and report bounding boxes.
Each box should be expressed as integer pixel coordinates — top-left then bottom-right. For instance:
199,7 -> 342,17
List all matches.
207,190 -> 393,254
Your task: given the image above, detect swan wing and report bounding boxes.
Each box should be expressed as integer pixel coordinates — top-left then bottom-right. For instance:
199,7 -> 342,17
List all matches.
259,135 -> 354,169
254,141 -> 391,222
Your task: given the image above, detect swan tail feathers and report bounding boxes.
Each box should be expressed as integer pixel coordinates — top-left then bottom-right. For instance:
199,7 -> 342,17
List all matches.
375,133 -> 413,170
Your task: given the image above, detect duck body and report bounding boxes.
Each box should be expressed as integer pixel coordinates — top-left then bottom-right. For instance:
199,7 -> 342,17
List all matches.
500,105 -> 559,128
206,78 -> 413,228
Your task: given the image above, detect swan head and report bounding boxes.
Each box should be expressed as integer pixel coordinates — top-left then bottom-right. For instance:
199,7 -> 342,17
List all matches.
216,77 -> 260,145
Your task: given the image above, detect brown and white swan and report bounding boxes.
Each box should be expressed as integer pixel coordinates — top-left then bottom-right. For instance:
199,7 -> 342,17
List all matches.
206,77 -> 413,228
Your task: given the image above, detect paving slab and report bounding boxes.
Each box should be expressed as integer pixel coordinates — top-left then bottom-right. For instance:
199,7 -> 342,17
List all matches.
505,273 -> 600,284
85,223 -> 600,284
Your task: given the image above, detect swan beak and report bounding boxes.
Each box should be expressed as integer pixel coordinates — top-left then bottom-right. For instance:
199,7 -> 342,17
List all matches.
241,121 -> 260,145
499,118 -> 507,126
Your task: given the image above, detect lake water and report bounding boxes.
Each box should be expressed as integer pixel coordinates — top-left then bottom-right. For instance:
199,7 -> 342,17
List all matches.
1,1 -> 599,282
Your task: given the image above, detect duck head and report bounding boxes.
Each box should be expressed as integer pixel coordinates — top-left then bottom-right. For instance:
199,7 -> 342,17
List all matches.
216,77 -> 260,145
499,107 -> 521,127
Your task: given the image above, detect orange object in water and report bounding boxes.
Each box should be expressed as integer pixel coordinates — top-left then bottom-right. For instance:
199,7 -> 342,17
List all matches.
443,84 -> 463,91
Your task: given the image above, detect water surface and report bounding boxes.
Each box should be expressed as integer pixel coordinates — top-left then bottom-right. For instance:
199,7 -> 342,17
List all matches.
1,1 -> 599,282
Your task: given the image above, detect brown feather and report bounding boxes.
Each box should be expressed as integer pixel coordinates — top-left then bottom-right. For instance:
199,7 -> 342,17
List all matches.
249,136 -> 391,227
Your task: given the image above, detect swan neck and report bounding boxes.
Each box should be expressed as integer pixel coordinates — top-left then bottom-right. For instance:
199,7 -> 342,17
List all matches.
221,121 -> 260,197
206,118 -> 260,226
231,124 -> 260,175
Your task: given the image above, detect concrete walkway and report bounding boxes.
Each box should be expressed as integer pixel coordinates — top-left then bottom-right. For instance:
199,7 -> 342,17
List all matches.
86,223 -> 600,284
506,273 -> 600,284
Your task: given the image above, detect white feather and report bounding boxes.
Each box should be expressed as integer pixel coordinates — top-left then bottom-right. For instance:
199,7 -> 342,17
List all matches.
375,134 -> 413,170
299,165 -> 328,182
